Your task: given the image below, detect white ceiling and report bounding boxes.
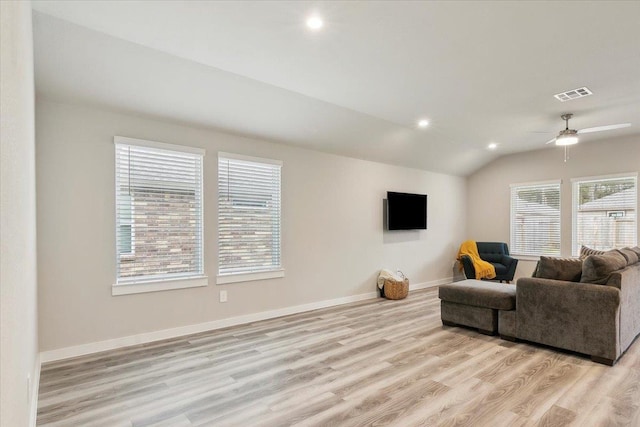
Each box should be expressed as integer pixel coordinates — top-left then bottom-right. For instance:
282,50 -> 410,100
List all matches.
31,1 -> 640,176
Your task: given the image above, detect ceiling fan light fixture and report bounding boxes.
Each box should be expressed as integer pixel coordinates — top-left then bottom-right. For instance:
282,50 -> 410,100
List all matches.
555,133 -> 579,146
555,120 -> 579,146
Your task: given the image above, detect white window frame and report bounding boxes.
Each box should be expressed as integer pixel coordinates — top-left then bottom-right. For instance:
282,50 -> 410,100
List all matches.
113,136 -> 207,296
571,172 -> 638,256
510,180 -> 562,258
217,152 -> 284,284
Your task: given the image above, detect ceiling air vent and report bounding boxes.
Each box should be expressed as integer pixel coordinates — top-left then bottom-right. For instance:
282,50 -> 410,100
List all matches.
554,87 -> 593,102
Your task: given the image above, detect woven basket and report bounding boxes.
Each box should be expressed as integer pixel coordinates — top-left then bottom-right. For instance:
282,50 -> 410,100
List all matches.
383,278 -> 409,300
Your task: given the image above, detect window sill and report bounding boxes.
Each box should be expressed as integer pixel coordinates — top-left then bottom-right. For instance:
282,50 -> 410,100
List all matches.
112,275 -> 208,296
216,269 -> 285,285
512,255 -> 545,261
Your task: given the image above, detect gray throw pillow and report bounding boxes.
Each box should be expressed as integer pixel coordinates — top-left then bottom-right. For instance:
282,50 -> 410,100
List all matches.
579,245 -> 606,260
534,257 -> 583,282
580,251 -> 628,285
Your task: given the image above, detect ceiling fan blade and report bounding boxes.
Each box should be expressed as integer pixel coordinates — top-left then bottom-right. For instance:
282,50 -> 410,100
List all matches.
577,123 -> 631,134
545,137 -> 557,145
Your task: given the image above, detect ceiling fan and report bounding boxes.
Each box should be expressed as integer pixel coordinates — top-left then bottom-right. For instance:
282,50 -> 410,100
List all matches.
545,113 -> 631,146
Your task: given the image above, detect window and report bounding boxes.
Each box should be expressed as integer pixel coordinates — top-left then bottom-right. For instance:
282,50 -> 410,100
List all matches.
218,152 -> 282,284
117,193 -> 134,256
114,137 -> 205,294
510,181 -> 561,257
572,174 -> 637,255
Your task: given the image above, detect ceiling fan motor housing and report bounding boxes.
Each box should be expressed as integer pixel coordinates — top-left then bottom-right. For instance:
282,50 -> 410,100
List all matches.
559,128 -> 578,137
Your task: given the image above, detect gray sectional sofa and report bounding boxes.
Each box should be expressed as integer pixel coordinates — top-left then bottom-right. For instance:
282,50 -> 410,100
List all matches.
439,246 -> 640,365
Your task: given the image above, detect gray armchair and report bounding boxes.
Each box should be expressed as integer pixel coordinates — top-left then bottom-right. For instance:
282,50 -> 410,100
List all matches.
460,242 -> 518,283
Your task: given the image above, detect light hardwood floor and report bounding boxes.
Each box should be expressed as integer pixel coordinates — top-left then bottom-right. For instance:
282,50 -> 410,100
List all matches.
37,287 -> 640,426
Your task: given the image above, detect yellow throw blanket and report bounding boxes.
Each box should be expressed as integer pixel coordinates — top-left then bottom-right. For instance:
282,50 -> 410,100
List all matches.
457,240 -> 496,280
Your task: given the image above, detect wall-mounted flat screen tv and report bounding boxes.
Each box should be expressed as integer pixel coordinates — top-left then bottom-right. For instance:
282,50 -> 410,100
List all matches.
386,191 -> 427,230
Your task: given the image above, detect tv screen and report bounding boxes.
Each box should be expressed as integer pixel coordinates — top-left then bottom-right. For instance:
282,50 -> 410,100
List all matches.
386,192 -> 427,230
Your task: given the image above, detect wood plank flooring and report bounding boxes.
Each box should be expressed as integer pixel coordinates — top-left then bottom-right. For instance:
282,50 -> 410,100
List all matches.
37,287 -> 640,426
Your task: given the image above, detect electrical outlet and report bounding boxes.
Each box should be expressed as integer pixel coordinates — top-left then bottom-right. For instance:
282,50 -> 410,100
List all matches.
219,290 -> 228,303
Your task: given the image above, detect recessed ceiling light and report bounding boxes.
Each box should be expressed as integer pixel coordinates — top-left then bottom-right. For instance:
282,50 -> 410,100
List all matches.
418,119 -> 429,128
488,143 -> 498,150
306,16 -> 323,30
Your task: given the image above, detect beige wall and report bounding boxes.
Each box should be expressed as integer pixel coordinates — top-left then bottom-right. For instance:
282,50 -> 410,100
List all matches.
467,136 -> 640,279
0,1 -> 39,426
36,99 -> 467,351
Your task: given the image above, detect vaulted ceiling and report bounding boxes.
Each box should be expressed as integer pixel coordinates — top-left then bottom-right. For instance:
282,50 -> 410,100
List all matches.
32,1 -> 640,176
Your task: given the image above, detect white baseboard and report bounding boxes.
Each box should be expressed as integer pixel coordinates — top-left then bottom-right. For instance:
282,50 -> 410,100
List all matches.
410,277 -> 452,290
29,354 -> 41,427
40,277 -> 451,363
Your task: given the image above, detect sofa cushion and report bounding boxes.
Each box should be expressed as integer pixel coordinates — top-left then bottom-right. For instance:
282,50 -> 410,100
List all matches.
531,261 -> 540,278
490,262 -> 508,275
534,256 -> 583,282
482,253 -> 503,263
439,279 -> 516,310
579,245 -> 606,259
580,251 -> 628,285
617,248 -> 639,265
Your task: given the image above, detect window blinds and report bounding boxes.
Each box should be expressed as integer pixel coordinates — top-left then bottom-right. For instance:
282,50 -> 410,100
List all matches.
115,138 -> 204,283
218,154 -> 282,276
573,175 -> 637,255
510,181 -> 561,256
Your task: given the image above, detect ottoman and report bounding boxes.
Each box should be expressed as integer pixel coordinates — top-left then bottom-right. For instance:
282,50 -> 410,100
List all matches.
438,279 -> 516,335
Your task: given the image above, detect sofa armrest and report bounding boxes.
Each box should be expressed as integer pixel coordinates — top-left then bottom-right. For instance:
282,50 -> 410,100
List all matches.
609,265 -> 640,353
501,254 -> 517,267
459,255 -> 475,280
501,254 -> 518,279
516,277 -> 620,360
